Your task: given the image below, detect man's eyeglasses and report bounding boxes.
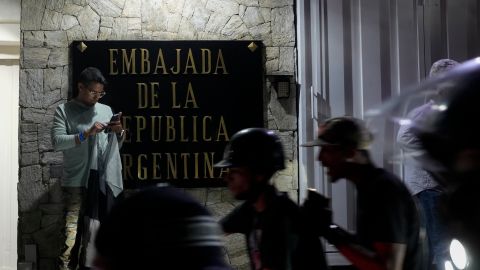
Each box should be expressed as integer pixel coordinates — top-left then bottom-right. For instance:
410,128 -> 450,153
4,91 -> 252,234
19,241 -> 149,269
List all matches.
87,88 -> 106,98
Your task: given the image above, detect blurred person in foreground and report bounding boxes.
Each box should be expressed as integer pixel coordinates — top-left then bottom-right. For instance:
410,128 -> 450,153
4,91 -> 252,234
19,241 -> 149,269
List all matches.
215,128 -> 328,270
93,186 -> 231,270
302,116 -> 427,270
396,59 -> 459,269
379,58 -> 480,269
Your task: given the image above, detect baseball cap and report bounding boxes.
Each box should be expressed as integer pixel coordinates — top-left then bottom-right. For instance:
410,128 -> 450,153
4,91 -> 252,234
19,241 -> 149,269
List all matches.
301,116 -> 373,149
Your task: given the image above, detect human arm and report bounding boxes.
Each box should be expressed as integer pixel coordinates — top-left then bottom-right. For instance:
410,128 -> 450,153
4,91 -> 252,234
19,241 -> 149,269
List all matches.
51,105 -> 107,151
326,226 -> 406,270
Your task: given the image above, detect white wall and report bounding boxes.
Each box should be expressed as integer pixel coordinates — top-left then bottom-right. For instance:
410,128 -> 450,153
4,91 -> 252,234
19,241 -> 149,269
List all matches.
0,61 -> 19,270
0,0 -> 19,269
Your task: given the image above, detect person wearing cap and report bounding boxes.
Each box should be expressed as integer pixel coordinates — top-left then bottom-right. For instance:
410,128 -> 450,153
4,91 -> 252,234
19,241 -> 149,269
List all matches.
93,186 -> 231,270
215,128 -> 327,270
396,59 -> 459,269
302,116 -> 427,270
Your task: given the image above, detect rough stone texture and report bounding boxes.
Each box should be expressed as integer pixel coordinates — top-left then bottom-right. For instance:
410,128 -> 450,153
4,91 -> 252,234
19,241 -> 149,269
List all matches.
32,222 -> 63,257
22,48 -> 50,68
88,0 -> 122,17
23,31 -> 45,47
271,6 -> 295,46
22,141 -> 38,153
47,0 -> 65,12
20,69 -> 44,108
20,210 -> 42,234
44,31 -> 68,48
111,18 -> 128,39
279,46 -> 295,73
18,165 -> 47,212
21,0 -> 46,31
77,5 -> 100,40
21,152 -> 40,166
20,1 -> 297,268
206,0 -> 239,17
122,0 -> 140,17
44,67 -> 63,92
61,15 -> 79,30
243,6 -> 264,28
66,25 -> 86,44
41,9 -> 63,30
22,108 -> 47,124
48,48 -> 68,67
100,16 -> 114,28
41,152 -> 63,165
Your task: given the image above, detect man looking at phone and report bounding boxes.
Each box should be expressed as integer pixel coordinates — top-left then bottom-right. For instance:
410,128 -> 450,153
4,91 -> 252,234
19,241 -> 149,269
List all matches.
52,67 -> 125,270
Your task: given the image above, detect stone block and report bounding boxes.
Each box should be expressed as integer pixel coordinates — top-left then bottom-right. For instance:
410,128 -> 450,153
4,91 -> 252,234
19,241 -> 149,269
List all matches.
248,22 -> 271,46
41,9 -> 62,30
41,152 -> 63,165
259,0 -> 292,8
206,188 -> 222,205
61,15 -> 78,30
22,141 -> 38,153
44,67 -> 63,92
243,6 -> 264,28
271,6 -> 295,46
184,188 -> 207,204
20,69 -> 43,108
142,0 -> 167,32
22,108 -> 46,124
99,27 -> 112,40
111,18 -> 128,39
100,16 -> 114,28
261,7 -> 271,22
204,13 -> 230,34
23,31 -> 45,47
21,0 -> 46,30
88,0 -> 122,17
32,222 -> 63,258
41,215 -> 62,228
21,152 -> 40,166
48,48 -> 68,67
21,133 -> 38,144
20,210 -> 42,233
279,46 -> 295,73
19,165 -> 48,212
44,31 -> 68,48
237,0 -> 259,6
221,15 -> 247,38
22,48 -> 50,69
206,0 -> 239,17
63,3 -> 84,16
46,0 -> 65,12
66,25 -> 86,44
206,202 -> 236,219
78,5 -> 100,40
191,6 -> 210,32
122,0 -> 140,17
39,204 -> 64,215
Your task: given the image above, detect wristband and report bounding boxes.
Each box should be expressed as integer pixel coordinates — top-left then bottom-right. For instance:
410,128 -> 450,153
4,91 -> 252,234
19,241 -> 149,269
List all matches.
79,131 -> 86,142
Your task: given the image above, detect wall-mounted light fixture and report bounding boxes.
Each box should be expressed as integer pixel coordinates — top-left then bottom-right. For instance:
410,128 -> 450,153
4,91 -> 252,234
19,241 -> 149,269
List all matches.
266,73 -> 293,99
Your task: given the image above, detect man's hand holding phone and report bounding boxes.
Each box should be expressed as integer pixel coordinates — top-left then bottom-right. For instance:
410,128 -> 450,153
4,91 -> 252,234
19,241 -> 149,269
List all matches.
105,112 -> 123,133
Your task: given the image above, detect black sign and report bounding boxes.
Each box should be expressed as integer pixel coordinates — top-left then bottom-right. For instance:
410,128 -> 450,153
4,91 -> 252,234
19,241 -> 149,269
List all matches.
72,41 -> 264,188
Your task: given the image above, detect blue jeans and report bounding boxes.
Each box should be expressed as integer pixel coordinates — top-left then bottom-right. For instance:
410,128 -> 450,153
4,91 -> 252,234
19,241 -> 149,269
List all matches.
415,189 -> 448,267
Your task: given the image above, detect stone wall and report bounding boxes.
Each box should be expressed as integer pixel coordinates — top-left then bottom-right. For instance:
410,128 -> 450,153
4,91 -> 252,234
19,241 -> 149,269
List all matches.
19,0 -> 296,269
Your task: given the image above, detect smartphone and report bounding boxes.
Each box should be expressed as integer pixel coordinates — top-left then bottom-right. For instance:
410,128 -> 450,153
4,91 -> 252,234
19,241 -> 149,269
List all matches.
109,113 -> 121,123
105,113 -> 121,133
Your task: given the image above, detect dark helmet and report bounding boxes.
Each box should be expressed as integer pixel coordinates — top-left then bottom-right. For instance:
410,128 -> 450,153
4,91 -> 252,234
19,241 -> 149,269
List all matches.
214,128 -> 285,174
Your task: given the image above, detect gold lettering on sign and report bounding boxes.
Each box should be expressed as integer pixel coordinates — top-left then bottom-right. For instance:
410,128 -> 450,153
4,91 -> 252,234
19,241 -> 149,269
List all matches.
108,49 -> 119,75
137,154 -> 148,180
201,48 -> 211,74
122,154 -> 133,180
122,49 -> 137,74
154,48 -> 168,74
140,48 -> 150,74
152,152 -> 162,179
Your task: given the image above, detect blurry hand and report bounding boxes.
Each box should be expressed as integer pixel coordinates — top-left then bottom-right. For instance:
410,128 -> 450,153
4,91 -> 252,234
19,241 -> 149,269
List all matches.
300,190 -> 332,236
